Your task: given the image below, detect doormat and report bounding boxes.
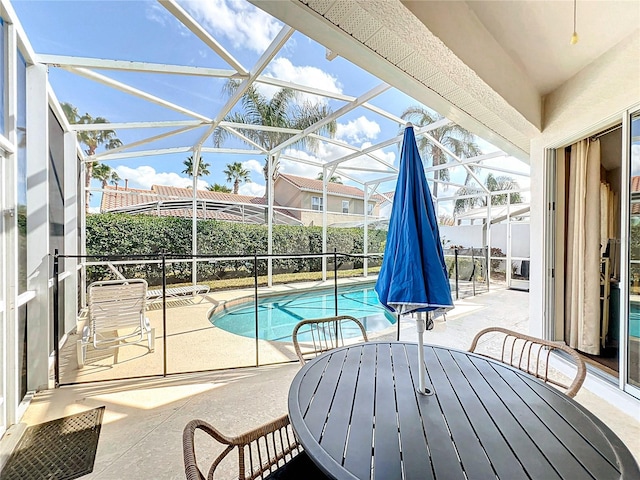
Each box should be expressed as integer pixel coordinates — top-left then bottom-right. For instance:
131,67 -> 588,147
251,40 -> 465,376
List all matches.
0,406 -> 105,480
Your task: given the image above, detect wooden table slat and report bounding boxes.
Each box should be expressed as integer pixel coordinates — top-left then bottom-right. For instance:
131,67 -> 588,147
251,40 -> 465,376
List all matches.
304,348 -> 348,439
470,356 -> 596,479
343,343 -> 378,479
320,346 -> 365,462
516,373 -> 621,467
421,347 -> 496,480
372,344 -> 402,480
390,343 -> 434,480
495,365 -> 621,479
451,352 -> 560,480
298,353 -> 330,412
403,344 -> 467,479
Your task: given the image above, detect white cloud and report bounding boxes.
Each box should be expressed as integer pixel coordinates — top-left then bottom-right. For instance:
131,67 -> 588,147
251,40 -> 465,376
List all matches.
359,142 -> 396,166
146,3 -> 190,36
238,182 -> 265,196
145,3 -> 170,26
632,145 -> 640,176
115,165 -> 208,190
280,151 -> 323,178
88,206 -> 101,214
336,116 -> 381,144
181,0 -> 282,53
242,159 -> 264,175
281,141 -> 396,182
264,58 -> 342,98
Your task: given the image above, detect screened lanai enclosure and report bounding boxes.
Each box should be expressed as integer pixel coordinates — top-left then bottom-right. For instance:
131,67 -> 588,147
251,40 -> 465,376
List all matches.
37,1 -> 529,279
4,0 -> 530,387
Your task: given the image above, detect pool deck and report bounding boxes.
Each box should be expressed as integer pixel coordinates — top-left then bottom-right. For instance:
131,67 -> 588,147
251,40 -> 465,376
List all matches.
59,276 -> 384,384
11,282 -> 639,479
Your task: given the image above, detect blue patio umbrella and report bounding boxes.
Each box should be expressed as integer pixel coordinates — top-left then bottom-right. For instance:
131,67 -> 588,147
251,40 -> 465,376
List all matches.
375,124 -> 453,394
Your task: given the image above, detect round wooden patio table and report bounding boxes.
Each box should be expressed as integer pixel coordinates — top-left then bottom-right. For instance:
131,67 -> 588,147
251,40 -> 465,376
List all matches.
288,341 -> 639,480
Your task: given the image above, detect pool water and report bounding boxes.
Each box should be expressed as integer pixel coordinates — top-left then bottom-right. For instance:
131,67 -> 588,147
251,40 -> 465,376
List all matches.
210,284 -> 396,342
627,303 -> 640,338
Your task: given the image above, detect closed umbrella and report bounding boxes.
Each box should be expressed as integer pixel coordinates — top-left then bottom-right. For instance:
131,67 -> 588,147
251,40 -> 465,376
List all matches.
375,124 -> 453,394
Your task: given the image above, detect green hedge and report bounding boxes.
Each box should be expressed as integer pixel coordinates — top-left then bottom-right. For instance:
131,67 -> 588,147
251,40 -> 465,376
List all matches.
86,213 -> 386,284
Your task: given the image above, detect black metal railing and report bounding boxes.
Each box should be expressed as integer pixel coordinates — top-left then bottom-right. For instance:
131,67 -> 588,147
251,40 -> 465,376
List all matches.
443,247 -> 490,300
52,248 -> 490,387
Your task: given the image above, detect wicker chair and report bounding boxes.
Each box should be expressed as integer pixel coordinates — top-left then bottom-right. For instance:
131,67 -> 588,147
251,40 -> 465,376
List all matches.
183,414 -> 326,480
468,327 -> 587,398
292,315 -> 368,366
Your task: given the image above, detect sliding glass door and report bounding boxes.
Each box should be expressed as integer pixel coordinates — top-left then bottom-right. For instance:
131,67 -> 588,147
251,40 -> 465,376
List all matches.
625,109 -> 640,395
0,153 -> 6,437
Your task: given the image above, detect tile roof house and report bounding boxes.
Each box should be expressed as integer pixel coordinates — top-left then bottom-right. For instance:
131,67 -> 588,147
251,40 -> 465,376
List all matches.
632,176 -> 640,214
100,184 -> 301,225
273,173 -> 382,226
99,176 -> 386,226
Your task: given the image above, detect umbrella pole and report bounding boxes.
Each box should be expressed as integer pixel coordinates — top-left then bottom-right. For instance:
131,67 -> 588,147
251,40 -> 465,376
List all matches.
416,312 -> 431,395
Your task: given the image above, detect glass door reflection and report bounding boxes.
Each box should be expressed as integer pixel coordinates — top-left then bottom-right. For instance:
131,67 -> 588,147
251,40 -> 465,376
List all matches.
627,111 -> 640,389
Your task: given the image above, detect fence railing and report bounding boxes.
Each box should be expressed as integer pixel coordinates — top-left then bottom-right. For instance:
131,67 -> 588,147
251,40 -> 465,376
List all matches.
443,247 -> 490,299
52,249 -> 491,387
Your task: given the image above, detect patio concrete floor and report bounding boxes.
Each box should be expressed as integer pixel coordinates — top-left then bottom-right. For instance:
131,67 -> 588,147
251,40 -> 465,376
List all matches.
7,285 -> 640,479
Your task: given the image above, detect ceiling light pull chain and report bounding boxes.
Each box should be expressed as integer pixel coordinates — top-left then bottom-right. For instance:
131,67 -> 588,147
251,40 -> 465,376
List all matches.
570,0 -> 579,45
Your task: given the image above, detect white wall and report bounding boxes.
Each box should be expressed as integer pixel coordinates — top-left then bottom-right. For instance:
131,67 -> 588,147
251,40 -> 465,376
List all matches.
440,223 -> 530,257
530,30 -> 640,338
440,225 -> 483,248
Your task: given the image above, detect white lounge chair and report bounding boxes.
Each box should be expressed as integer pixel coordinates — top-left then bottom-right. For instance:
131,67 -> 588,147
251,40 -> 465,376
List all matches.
77,279 -> 155,368
146,284 -> 210,303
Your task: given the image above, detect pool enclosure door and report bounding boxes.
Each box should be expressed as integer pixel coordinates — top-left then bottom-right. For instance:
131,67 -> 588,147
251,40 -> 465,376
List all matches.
507,219 -> 530,291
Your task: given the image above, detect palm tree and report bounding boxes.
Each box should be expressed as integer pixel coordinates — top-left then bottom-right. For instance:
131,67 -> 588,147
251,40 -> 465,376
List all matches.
401,107 -> 481,198
213,81 -> 337,185
454,173 -> 522,214
61,102 -> 123,212
207,183 -> 232,193
316,172 -> 343,184
182,155 -> 211,179
223,162 -> 251,194
92,163 -> 121,188
485,173 -> 522,206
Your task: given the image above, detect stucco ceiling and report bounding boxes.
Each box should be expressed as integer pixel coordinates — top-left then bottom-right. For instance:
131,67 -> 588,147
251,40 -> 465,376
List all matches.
256,0 -> 639,159
463,0 -> 640,95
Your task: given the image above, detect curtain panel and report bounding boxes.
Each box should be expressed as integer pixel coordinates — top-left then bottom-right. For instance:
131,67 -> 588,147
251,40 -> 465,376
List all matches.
565,139 -> 601,355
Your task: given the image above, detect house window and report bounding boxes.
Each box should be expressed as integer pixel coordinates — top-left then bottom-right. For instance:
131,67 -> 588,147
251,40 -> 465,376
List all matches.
312,196 -> 323,211
342,200 -> 349,214
367,202 -> 374,214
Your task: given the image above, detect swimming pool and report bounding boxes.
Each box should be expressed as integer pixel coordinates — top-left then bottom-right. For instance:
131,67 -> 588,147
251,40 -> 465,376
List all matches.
627,303 -> 640,338
210,284 -> 396,342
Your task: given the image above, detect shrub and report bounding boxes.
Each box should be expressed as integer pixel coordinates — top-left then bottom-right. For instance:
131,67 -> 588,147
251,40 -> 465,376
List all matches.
85,214 -> 386,284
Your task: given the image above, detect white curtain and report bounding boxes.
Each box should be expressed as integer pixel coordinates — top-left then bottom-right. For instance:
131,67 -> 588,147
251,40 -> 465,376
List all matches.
565,139 -> 601,355
601,183 -> 610,257
600,183 -> 618,253
600,183 -> 619,277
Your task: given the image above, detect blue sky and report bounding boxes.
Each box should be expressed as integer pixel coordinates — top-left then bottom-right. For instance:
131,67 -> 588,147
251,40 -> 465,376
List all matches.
13,0 -> 529,211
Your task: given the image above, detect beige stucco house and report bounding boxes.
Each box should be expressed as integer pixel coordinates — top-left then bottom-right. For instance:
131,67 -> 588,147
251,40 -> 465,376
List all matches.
273,173 -> 381,226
